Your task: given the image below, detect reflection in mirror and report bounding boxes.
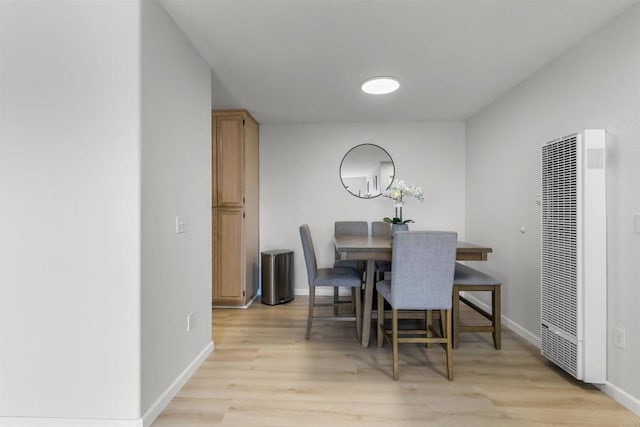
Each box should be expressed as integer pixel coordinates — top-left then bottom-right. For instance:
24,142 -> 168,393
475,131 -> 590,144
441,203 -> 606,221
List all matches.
339,144 -> 395,198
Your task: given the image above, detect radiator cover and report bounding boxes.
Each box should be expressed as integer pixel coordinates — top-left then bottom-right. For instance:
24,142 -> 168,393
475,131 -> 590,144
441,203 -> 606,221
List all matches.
541,130 -> 607,383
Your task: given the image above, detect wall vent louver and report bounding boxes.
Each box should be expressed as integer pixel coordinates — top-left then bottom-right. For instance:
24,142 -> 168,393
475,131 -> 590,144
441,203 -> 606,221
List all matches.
540,129 -> 606,383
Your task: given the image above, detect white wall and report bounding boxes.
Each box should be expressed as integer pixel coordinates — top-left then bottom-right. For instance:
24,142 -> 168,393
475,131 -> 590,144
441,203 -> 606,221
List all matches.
140,0 -> 212,417
260,121 -> 466,293
466,3 -> 640,409
0,0 -> 141,420
0,1 -> 213,424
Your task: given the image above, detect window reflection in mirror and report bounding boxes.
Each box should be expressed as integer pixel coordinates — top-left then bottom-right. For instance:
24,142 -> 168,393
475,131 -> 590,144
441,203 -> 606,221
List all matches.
339,144 -> 395,198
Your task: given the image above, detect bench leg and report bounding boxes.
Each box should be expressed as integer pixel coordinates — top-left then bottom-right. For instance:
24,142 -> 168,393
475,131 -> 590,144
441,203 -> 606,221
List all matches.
452,285 -> 460,349
493,286 -> 501,350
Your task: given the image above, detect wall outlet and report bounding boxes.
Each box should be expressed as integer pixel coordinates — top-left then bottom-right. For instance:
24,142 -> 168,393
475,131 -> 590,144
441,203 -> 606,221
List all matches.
613,327 -> 626,349
176,216 -> 186,234
187,312 -> 194,332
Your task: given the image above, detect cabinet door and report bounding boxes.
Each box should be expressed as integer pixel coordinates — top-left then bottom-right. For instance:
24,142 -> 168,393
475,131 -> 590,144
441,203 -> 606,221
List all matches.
212,208 -> 245,305
243,115 -> 260,300
216,115 -> 244,208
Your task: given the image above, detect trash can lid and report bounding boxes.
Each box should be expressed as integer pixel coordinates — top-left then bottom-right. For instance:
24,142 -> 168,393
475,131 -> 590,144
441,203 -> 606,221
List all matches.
262,249 -> 293,256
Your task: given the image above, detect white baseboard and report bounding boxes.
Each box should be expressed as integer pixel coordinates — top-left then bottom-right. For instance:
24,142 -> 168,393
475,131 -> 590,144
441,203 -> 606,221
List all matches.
0,341 -> 214,427
212,293 -> 259,309
142,340 -> 214,427
597,382 -> 640,416
0,417 -> 142,427
462,293 -> 640,416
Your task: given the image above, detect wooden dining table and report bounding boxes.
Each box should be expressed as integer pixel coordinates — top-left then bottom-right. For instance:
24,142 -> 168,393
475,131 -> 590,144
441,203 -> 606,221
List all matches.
334,235 -> 493,348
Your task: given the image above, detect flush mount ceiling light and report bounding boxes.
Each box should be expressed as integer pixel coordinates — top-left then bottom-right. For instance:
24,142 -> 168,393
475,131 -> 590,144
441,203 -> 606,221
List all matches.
361,76 -> 400,95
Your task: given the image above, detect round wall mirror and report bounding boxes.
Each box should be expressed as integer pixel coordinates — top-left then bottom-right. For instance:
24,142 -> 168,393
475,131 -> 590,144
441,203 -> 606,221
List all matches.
339,143 -> 395,198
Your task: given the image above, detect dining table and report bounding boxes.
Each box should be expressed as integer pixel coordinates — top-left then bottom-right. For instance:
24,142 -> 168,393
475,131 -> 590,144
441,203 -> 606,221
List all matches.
334,234 -> 493,348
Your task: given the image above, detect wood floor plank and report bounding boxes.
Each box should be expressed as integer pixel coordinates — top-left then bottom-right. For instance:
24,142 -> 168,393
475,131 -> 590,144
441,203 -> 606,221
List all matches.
153,297 -> 639,426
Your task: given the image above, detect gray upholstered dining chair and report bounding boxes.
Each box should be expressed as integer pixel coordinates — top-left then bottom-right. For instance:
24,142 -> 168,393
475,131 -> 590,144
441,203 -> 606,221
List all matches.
371,220 -> 391,236
334,221 -> 368,269
300,224 -> 363,340
333,221 -> 368,314
376,230 -> 457,380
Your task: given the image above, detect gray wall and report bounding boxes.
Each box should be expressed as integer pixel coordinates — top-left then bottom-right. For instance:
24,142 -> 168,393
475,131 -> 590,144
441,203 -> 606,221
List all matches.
140,0 -> 212,417
466,3 -> 640,409
0,0 -> 212,424
0,1 -> 142,419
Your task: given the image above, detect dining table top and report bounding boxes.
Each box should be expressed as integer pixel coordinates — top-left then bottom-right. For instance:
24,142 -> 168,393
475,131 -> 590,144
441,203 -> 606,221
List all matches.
334,235 -> 493,262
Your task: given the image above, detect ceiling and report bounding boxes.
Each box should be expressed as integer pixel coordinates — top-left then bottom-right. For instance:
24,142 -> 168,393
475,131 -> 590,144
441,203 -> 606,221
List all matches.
160,0 -> 637,124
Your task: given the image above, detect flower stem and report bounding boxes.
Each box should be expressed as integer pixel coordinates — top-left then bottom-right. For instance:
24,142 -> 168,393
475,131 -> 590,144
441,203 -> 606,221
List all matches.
395,206 -> 403,221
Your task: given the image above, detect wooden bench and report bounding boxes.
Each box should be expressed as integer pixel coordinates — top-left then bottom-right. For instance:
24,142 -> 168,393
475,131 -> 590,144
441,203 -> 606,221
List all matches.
452,262 -> 501,349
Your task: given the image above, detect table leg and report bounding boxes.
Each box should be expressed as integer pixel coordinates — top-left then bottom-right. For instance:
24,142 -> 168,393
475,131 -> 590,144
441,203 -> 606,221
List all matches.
361,259 -> 375,347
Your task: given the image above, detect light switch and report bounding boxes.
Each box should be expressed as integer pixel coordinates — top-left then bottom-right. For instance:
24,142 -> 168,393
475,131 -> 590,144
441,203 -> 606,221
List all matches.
635,213 -> 640,234
176,216 -> 186,234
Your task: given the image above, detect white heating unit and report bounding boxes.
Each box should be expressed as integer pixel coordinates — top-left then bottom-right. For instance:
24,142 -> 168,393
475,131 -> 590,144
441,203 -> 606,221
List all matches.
540,129 -> 607,383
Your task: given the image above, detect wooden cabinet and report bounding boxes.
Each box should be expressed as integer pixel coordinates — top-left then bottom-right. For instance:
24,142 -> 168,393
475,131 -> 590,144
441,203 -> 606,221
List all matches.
212,110 -> 260,306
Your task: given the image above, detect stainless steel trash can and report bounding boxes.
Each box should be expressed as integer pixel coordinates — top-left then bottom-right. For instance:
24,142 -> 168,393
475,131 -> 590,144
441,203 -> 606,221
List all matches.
261,250 -> 294,305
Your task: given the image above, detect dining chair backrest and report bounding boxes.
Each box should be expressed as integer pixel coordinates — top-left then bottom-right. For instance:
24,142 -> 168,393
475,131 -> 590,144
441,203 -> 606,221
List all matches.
334,221 -> 368,236
334,221 -> 368,264
371,221 -> 391,237
390,231 -> 457,310
299,224 -> 318,286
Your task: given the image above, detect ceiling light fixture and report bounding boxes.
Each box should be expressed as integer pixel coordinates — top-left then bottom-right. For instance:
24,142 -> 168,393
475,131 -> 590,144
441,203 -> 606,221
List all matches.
361,76 -> 400,95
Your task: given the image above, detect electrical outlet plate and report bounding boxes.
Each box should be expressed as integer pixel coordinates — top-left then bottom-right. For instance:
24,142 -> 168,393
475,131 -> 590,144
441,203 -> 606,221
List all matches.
187,312 -> 194,332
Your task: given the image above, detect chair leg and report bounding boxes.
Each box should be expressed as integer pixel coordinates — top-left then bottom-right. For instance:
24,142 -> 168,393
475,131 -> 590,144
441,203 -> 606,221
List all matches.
305,287 -> 315,339
444,309 -> 453,380
452,285 -> 460,349
425,310 -> 433,348
376,292 -> 384,348
333,287 -> 339,316
351,288 -> 357,314
354,286 -> 362,340
493,287 -> 502,350
392,309 -> 399,380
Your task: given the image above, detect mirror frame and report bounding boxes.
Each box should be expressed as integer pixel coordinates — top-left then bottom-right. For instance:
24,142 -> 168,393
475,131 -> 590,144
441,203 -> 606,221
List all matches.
339,143 -> 395,199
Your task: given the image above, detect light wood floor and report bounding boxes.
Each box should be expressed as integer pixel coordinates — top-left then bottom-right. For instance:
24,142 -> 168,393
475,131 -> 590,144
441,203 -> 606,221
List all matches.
154,296 -> 639,426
